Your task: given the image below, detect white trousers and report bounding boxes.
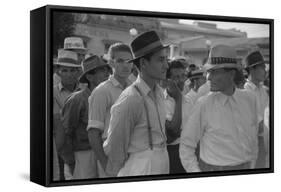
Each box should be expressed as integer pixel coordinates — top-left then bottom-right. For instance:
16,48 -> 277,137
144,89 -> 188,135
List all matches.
72,150 -> 98,180
118,147 -> 169,177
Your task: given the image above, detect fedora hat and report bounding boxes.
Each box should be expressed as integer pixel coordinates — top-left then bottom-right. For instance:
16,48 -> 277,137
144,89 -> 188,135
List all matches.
64,37 -> 88,54
244,50 -> 266,69
204,44 -> 241,71
79,55 -> 111,83
55,49 -> 81,68
128,31 -> 169,63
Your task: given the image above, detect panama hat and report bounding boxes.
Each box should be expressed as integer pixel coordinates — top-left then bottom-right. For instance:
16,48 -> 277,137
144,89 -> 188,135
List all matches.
204,44 -> 241,71
64,37 -> 88,54
55,49 -> 80,68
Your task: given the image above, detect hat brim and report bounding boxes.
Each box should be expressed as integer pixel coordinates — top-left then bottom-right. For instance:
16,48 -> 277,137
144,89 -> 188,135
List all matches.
245,61 -> 266,69
128,44 -> 170,63
205,63 -> 241,71
54,62 -> 81,68
79,65 -> 111,83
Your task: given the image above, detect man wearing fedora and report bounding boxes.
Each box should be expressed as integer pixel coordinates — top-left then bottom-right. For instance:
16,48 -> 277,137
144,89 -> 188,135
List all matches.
87,43 -> 133,177
180,45 -> 261,172
53,49 -> 81,180
244,50 -> 269,168
104,31 -> 170,176
60,55 -> 111,180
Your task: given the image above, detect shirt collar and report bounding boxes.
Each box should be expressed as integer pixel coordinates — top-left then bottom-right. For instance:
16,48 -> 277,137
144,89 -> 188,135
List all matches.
109,75 -> 131,89
135,75 -> 164,99
245,79 -> 264,90
217,88 -> 238,106
58,82 -> 79,92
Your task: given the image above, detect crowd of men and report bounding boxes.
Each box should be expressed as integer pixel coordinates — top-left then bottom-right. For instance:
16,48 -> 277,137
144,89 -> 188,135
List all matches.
52,31 -> 270,181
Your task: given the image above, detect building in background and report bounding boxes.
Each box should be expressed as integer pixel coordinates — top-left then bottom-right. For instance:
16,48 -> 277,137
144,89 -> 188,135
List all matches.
71,14 -> 269,66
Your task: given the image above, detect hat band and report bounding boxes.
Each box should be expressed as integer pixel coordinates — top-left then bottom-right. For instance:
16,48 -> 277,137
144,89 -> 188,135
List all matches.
57,58 -> 78,65
210,57 -> 237,65
64,42 -> 85,50
134,41 -> 163,58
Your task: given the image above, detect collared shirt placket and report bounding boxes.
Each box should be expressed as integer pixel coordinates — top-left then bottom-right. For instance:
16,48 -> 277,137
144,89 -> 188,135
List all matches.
150,90 -> 166,144
226,97 -> 248,162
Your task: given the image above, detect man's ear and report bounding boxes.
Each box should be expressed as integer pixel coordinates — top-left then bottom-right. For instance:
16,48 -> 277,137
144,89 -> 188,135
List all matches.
108,59 -> 115,68
139,57 -> 148,71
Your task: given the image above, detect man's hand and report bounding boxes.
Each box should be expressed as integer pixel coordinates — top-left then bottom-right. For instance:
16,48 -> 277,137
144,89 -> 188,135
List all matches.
166,79 -> 182,101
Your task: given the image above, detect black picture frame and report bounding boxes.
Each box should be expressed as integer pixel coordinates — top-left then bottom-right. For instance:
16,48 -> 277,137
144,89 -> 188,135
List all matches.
30,4 -> 274,187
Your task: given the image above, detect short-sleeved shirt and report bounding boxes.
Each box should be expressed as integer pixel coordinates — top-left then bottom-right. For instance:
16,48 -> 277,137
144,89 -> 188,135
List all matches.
87,75 -> 131,140
180,89 -> 261,171
104,76 -> 167,176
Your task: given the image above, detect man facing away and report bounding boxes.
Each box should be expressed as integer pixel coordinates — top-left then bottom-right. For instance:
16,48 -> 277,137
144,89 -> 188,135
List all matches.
180,45 -> 261,172
87,43 -> 133,177
104,31 -> 170,177
60,55 -> 111,179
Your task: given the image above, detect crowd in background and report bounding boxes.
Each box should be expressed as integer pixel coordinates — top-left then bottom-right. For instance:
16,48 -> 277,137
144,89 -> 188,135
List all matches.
52,31 -> 270,181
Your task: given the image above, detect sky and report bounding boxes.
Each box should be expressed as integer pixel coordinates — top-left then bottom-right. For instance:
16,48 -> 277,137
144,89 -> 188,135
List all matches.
179,20 -> 270,38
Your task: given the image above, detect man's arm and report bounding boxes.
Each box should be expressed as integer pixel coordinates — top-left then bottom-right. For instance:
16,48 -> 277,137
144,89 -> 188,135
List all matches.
104,95 -> 140,177
165,81 -> 182,141
179,99 -> 205,172
87,89 -> 109,169
88,129 -> 108,170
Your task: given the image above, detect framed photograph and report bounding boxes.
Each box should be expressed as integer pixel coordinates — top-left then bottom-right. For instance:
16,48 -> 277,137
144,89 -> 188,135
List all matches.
30,4 -> 274,187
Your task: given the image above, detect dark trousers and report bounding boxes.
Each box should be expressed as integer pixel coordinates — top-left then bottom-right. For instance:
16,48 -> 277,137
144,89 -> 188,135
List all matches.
255,136 -> 266,168
199,159 -> 251,172
167,144 -> 186,174
58,155 -> 65,180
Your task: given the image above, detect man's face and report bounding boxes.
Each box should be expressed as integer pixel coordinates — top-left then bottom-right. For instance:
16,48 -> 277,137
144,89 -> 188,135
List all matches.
111,51 -> 133,78
207,68 -> 233,92
143,48 -> 169,81
86,66 -> 110,86
169,67 -> 186,91
58,66 -> 80,85
250,64 -> 266,83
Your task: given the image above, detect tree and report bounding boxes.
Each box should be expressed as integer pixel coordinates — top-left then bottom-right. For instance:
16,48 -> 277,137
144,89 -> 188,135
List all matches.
52,12 -> 76,56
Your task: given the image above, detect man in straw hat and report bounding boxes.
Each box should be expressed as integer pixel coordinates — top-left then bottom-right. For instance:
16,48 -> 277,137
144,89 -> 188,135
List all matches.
244,50 -> 269,168
180,45 -> 261,172
60,55 -> 111,180
64,37 -> 88,64
53,49 -> 81,180
104,31 -> 170,176
87,43 -> 133,177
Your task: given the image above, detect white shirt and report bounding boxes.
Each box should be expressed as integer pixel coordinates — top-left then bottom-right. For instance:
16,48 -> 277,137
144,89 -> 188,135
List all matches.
244,80 -> 269,123
164,90 -> 194,145
180,89 -> 261,172
87,75 -> 130,140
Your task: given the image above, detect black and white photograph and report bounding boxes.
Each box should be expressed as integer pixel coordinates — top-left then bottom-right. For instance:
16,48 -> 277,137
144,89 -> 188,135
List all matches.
47,7 -> 272,185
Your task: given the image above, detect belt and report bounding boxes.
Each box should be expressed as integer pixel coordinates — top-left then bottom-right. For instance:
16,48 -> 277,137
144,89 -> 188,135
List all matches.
153,142 -> 166,149
199,159 -> 251,171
